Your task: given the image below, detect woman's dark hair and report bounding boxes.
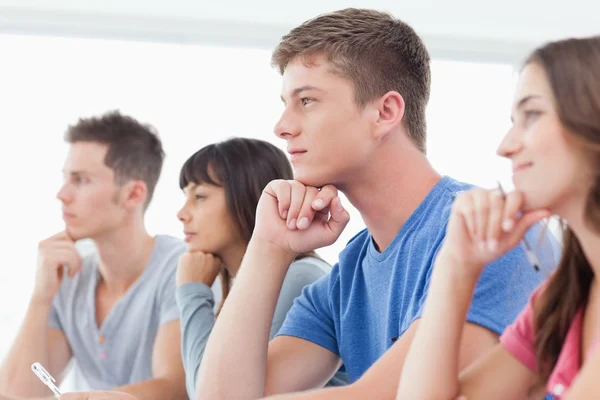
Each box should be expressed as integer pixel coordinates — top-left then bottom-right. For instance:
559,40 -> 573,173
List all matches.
527,36 -> 600,383
179,137 -> 320,314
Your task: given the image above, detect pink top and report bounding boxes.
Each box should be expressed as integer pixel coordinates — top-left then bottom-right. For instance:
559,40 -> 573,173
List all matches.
500,285 -> 599,398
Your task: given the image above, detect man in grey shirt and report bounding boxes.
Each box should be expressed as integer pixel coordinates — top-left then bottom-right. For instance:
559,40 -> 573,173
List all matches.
0,111 -> 188,400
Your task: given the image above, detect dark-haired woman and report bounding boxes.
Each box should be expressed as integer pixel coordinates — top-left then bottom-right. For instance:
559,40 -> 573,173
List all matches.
398,36 -> 600,400
175,138 -> 348,398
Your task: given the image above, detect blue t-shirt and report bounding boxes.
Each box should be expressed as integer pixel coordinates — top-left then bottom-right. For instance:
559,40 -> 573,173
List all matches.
277,176 -> 560,383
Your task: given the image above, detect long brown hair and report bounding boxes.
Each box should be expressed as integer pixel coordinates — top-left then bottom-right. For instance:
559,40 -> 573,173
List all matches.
528,36 -> 600,382
179,138 -> 321,314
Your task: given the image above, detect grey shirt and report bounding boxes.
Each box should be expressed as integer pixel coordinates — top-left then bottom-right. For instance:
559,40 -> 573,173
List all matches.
176,256 -> 349,398
49,235 -> 186,389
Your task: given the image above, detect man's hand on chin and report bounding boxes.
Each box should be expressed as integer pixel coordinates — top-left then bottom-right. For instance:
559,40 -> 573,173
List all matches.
58,392 -> 138,400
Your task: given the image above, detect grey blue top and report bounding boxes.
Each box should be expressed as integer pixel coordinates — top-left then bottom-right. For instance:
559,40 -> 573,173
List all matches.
49,235 -> 186,389
176,256 -> 350,397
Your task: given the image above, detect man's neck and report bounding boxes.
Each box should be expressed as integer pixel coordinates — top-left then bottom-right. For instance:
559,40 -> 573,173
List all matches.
92,220 -> 155,296
340,138 -> 441,252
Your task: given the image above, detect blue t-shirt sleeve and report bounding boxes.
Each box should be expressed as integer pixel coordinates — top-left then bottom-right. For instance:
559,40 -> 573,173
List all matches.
466,245 -> 542,335
412,223 -> 554,336
467,223 -> 557,334
275,266 -> 339,357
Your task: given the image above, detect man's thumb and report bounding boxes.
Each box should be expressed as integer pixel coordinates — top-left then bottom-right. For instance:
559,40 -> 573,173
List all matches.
327,196 -> 350,235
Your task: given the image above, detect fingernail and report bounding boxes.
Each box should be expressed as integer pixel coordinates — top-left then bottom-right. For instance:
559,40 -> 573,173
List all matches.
313,199 -> 323,208
282,210 -> 288,219
297,217 -> 309,229
478,241 -> 486,251
502,219 -> 514,232
288,219 -> 297,229
487,239 -> 498,252
337,198 -> 344,212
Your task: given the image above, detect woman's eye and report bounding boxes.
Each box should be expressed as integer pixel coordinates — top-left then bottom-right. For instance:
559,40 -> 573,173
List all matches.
524,110 -> 541,126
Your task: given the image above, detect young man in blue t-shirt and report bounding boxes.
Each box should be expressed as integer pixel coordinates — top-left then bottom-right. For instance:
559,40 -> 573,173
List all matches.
193,8 -> 558,400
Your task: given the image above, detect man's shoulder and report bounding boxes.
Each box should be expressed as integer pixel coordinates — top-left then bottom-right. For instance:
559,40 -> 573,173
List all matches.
152,235 -> 187,263
414,176 -> 477,232
343,229 -> 370,250
435,176 -> 477,205
141,235 -> 186,287
155,234 -> 187,253
334,229 -> 370,270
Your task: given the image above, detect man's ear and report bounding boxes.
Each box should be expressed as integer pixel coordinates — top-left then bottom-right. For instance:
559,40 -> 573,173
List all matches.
372,91 -> 405,140
121,180 -> 148,210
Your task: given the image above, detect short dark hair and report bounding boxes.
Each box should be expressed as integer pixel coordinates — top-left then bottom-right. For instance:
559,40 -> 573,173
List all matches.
179,137 -> 321,314
179,138 -> 292,242
65,110 -> 165,208
272,8 -> 431,153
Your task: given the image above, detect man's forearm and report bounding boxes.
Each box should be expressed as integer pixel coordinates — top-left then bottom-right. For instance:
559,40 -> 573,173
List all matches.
116,377 -> 187,400
263,385 -> 360,400
0,394 -> 43,400
195,239 -> 295,400
0,297 -> 55,396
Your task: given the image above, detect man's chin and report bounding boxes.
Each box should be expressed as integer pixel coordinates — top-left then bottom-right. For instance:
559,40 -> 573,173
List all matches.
293,170 -> 333,189
65,227 -> 88,242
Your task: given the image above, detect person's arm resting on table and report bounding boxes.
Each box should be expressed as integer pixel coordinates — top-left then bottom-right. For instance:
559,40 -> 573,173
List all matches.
0,320 -> 72,397
262,320 -> 497,400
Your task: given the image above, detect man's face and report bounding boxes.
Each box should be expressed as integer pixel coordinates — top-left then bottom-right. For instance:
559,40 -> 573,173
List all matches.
275,55 -> 376,187
57,142 -> 127,240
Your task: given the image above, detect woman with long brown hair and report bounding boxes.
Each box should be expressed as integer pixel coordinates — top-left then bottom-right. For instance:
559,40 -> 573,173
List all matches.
175,137 -> 348,398
398,35 -> 600,400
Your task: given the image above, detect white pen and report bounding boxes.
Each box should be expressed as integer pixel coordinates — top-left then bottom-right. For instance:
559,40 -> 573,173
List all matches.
31,362 -> 61,398
497,182 -> 541,272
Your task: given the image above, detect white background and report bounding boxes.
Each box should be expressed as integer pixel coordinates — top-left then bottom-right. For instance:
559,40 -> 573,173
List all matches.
1,0 -> 598,64
0,33 -> 521,369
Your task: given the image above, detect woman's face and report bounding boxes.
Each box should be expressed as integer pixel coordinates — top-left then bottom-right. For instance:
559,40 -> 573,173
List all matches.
177,182 -> 243,255
497,62 -> 592,215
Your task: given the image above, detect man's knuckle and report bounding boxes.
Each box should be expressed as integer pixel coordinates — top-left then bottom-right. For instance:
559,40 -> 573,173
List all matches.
307,187 -> 319,196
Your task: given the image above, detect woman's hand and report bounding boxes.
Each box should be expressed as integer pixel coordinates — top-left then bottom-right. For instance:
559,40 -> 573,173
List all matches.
176,251 -> 222,287
439,187 -> 550,277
